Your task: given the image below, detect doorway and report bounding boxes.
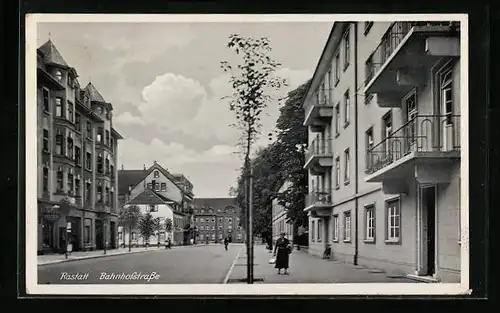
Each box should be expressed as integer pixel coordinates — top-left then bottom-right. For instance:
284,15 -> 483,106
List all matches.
95,219 -> 103,250
110,221 -> 116,249
420,185 -> 436,276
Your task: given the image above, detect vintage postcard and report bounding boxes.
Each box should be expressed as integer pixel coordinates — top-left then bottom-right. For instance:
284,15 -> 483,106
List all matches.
25,13 -> 470,295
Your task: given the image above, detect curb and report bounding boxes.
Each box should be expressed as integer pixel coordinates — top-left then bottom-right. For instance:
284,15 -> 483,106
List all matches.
37,244 -> 224,266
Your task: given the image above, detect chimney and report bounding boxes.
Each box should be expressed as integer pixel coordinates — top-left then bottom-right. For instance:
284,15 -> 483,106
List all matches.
143,164 -> 146,170
121,164 -> 124,170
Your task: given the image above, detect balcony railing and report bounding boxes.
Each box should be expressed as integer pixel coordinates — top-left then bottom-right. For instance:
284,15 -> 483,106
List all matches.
306,190 -> 333,208
306,89 -> 333,112
366,115 -> 461,174
365,21 -> 459,86
306,138 -> 333,162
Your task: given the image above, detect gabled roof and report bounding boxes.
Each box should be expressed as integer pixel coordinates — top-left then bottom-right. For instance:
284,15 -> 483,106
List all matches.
38,39 -> 69,68
84,82 -> 107,103
118,169 -> 148,195
118,162 -> 184,196
127,189 -> 171,205
193,198 -> 237,209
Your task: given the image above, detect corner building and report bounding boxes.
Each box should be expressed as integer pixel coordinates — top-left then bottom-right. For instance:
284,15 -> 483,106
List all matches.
37,40 -> 123,254
303,21 -> 461,282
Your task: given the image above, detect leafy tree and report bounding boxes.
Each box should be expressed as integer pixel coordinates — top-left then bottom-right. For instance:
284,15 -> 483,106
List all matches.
118,204 -> 142,251
221,34 -> 287,248
164,217 -> 173,238
153,217 -> 163,245
138,212 -> 156,248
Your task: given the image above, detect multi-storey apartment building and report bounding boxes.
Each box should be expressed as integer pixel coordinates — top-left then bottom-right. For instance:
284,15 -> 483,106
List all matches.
118,161 -> 193,245
272,181 -> 294,242
37,40 -> 123,254
303,21 -> 461,283
192,198 -> 245,243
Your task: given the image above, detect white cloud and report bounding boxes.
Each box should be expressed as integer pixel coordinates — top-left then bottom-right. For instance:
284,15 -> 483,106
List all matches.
115,67 -> 312,146
114,111 -> 146,126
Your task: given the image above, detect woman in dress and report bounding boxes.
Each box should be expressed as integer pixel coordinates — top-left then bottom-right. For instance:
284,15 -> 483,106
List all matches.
273,232 -> 291,275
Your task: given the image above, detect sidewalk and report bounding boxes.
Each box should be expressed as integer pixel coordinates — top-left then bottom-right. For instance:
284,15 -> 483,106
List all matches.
226,245 -> 420,284
37,243 -> 217,266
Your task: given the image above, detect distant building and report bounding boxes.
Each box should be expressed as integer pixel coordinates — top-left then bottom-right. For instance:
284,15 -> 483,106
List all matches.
36,39 -> 123,255
192,198 -> 244,243
118,161 -> 194,245
272,181 -> 294,243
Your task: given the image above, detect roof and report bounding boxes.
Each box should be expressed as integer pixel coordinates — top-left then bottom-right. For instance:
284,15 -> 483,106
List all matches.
193,198 -> 237,209
38,39 -> 69,68
118,169 -> 148,195
127,189 -> 172,205
84,82 -> 107,103
118,162 -> 184,196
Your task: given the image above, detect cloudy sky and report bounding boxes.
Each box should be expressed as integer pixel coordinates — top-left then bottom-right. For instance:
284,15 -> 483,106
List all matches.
37,20 -> 332,197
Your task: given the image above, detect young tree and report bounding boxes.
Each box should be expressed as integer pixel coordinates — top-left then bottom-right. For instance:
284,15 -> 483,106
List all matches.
138,212 -> 157,248
221,34 -> 287,283
118,204 -> 142,252
153,217 -> 163,246
164,217 -> 173,239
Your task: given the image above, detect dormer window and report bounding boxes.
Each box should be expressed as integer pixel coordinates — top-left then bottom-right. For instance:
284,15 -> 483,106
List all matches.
96,106 -> 103,115
55,70 -> 63,82
154,171 -> 159,178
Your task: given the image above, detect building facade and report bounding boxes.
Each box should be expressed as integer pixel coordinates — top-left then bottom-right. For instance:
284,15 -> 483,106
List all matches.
272,181 -> 294,242
37,40 -> 123,255
118,161 -> 193,245
192,198 -> 245,243
303,21 -> 461,283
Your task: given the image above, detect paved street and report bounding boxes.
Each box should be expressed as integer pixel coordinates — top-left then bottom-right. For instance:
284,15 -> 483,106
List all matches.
38,244 -> 242,284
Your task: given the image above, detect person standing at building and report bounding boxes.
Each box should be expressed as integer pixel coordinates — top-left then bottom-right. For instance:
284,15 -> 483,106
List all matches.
223,236 -> 229,251
273,232 -> 291,275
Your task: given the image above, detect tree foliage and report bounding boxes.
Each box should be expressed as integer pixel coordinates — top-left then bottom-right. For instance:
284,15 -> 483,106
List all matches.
138,212 -> 158,246
230,80 -> 310,236
164,217 -> 173,234
118,204 -> 142,251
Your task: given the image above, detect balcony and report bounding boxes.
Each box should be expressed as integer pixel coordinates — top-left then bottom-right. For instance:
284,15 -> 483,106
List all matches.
304,190 -> 333,218
365,115 -> 460,193
304,138 -> 333,175
364,21 -> 460,104
303,89 -> 334,131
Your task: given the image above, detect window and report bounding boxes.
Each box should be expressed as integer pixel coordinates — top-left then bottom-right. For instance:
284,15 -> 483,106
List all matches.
55,131 -> 63,155
42,167 -> 49,191
334,52 -> 340,84
365,54 -> 374,87
43,129 -> 49,152
106,130 -> 110,146
105,185 -> 110,204
383,113 -> 393,153
344,89 -> 350,125
56,167 -> 63,192
154,171 -> 160,178
317,219 -> 323,242
67,169 -> 74,195
55,98 -> 63,117
67,133 -> 73,159
110,165 -> 114,178
86,122 -> 92,139
55,70 -> 63,81
43,88 -> 50,112
344,212 -> 351,242
366,128 -> 374,169
86,152 -> 92,170
75,114 -> 81,131
149,205 -> 158,212
155,182 -> 160,191
386,199 -> 401,242
405,90 -> 418,145
67,101 -> 74,122
68,75 -> 73,87
219,233 -> 223,239
343,29 -> 350,70
97,153 -> 103,173
74,146 -> 81,165
365,205 -> 375,241
147,183 -> 152,189
110,138 -> 114,153
335,157 -> 340,188
441,69 -> 453,125
86,181 -> 92,202
344,148 -> 350,183
105,156 -> 110,174
97,181 -> 103,203
84,219 -> 92,245
364,21 -> 373,35
335,103 -> 340,135
332,215 -> 339,242
110,187 -> 114,207
75,176 -> 80,197
97,127 -> 103,143
161,183 -> 166,191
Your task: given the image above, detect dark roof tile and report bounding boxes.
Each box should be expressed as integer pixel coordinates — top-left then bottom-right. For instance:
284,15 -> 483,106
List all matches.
127,189 -> 167,205
118,170 -> 148,195
38,39 -> 69,67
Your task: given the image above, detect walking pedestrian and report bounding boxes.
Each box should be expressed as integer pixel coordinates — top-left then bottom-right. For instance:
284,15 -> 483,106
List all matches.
223,236 -> 229,251
273,232 -> 291,275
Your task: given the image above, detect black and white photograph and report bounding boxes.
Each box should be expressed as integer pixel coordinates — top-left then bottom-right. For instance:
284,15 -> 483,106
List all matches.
25,14 -> 469,295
